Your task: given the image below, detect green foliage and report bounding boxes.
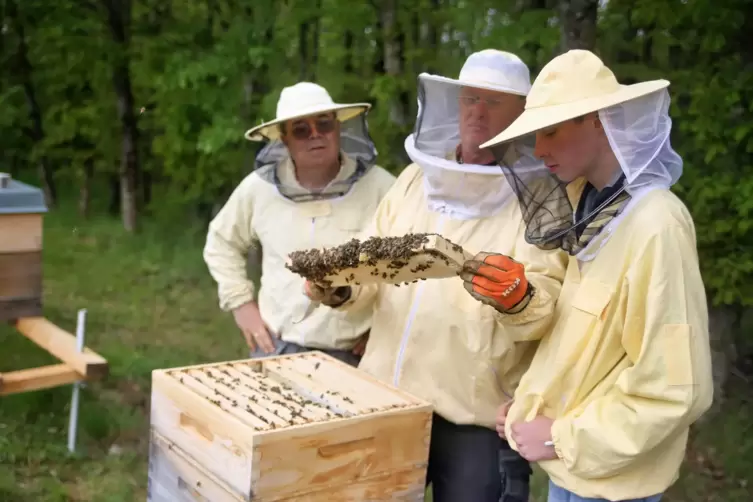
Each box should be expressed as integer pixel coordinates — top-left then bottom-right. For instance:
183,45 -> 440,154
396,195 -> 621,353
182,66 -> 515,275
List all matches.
599,0 -> 753,307
1,0 -> 750,309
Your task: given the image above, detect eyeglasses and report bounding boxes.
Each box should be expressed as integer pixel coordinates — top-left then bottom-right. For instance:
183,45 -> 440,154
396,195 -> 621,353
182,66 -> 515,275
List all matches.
459,95 -> 504,108
289,116 -> 337,140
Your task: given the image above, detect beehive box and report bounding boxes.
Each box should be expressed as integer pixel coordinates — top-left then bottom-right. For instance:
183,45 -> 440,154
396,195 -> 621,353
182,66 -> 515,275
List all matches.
148,352 -> 433,501
0,174 -> 47,322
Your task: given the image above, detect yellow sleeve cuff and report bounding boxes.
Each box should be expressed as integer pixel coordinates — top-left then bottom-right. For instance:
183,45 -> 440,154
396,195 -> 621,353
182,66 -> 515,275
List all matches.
219,286 -> 255,312
550,417 -> 571,463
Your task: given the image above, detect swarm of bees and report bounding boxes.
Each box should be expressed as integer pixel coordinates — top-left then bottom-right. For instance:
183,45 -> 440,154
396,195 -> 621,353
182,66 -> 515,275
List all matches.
168,355 -> 411,430
286,233 -> 463,287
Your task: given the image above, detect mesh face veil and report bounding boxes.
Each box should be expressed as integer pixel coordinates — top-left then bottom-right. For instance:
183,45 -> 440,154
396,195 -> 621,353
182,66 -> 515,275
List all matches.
405,73 -> 538,220
253,112 -> 378,203
490,88 -> 683,258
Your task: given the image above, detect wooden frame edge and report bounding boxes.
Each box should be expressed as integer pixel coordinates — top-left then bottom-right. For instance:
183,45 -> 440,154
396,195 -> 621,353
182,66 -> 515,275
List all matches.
1,316 -> 109,397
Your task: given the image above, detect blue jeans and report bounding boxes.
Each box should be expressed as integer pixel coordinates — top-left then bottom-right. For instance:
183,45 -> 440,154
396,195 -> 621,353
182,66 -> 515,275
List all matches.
248,337 -> 361,367
548,481 -> 662,502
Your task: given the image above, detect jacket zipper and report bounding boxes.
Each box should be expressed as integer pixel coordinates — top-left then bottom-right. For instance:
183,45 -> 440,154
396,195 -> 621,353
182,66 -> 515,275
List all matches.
297,217 -> 316,346
392,215 -> 447,386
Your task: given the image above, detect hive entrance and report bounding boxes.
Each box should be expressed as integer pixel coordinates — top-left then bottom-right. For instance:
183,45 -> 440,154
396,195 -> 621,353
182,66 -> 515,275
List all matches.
285,233 -> 472,287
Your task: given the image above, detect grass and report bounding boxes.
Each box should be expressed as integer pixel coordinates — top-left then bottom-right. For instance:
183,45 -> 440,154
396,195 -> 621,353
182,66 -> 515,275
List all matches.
1,200 -> 752,501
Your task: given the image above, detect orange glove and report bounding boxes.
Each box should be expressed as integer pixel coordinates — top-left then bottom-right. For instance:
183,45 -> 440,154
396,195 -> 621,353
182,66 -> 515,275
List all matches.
460,252 -> 531,312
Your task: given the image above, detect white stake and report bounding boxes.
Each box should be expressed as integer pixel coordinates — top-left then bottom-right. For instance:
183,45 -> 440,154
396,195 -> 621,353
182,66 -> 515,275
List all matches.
67,308 -> 87,454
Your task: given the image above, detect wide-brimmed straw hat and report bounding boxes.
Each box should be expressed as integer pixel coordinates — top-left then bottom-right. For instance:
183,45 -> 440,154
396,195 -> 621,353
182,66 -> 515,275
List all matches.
244,82 -> 371,142
419,49 -> 531,96
480,50 -> 669,148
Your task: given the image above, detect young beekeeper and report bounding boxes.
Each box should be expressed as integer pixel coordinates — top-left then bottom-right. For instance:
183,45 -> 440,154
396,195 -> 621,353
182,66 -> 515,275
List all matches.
468,49 -> 714,502
305,50 -> 568,502
203,82 -> 395,367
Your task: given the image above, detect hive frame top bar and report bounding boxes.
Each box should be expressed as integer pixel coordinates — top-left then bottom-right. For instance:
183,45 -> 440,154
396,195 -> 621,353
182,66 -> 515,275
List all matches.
286,233 -> 474,287
153,351 -> 431,434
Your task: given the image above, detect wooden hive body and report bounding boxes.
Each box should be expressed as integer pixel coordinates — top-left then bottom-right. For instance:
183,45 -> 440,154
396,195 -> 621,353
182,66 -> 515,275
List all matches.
148,352 -> 433,501
0,175 -> 47,322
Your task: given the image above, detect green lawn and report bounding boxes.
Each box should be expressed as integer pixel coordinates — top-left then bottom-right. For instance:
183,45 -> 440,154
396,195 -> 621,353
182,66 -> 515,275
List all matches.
0,202 -> 751,501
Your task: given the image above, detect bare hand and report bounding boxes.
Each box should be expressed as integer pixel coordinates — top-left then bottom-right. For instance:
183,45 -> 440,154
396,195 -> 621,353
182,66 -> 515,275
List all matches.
351,333 -> 369,356
232,302 -> 276,353
303,280 -> 351,307
303,280 -> 333,301
496,400 -> 514,439
510,416 -> 557,462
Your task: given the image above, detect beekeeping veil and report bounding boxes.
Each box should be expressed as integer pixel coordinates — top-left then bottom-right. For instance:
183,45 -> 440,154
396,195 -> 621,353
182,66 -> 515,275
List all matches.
404,49 -> 538,219
480,50 -> 683,261
244,82 -> 378,202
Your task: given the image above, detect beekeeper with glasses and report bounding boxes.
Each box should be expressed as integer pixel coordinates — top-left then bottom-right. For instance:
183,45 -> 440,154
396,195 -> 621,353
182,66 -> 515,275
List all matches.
204,82 -> 395,367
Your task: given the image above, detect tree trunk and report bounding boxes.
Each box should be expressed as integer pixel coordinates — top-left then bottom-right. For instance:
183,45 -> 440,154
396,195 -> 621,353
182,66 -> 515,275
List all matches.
415,0 -> 439,74
102,0 -> 140,232
109,175 -> 120,215
299,20 -> 310,81
344,30 -> 354,73
559,0 -> 599,53
380,0 -> 408,127
79,157 -> 94,218
379,0 -> 411,165
298,0 -> 321,83
380,0 -> 406,126
8,0 -> 57,208
311,0 -> 321,80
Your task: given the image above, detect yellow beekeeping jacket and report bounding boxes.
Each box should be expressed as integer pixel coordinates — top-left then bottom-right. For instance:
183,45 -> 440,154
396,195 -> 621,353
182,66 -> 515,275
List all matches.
203,154 -> 395,350
506,187 -> 714,499
338,163 -> 568,427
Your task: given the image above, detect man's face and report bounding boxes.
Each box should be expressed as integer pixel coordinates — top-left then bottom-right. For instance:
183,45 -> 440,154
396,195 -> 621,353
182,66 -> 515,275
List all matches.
533,114 -> 603,183
282,113 -> 340,169
458,87 -> 525,151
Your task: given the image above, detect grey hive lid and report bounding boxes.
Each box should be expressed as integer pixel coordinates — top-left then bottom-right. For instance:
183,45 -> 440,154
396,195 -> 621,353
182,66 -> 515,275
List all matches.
0,174 -> 49,214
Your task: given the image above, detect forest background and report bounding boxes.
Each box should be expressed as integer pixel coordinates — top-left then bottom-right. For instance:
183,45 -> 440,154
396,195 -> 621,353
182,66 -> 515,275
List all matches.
0,0 -> 751,500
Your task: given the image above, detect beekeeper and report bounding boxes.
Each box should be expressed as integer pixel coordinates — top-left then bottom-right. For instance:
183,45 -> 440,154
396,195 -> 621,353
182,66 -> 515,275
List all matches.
305,50 -> 568,502
470,50 -> 713,502
203,82 -> 395,367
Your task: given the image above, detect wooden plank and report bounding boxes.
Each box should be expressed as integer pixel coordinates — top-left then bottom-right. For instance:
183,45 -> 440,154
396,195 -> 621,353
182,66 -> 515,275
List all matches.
261,360 -> 365,416
14,317 -> 108,379
251,408 -> 432,501
220,365 -> 335,423
288,352 -> 416,411
0,364 -> 83,396
0,213 -> 43,253
295,352 -> 429,405
148,430 -> 247,502
195,366 -> 312,427
0,251 -> 42,298
150,371 -> 257,498
148,430 -> 427,502
270,468 -> 427,501
175,371 -> 273,431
